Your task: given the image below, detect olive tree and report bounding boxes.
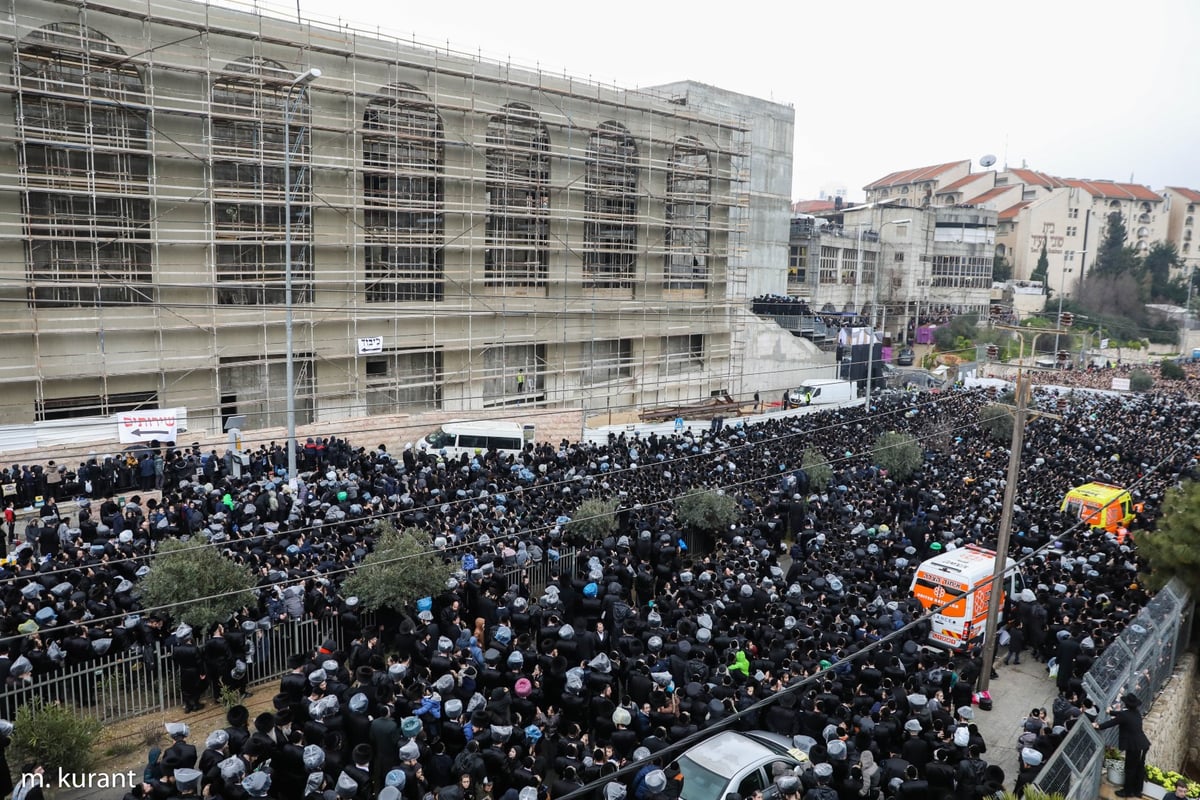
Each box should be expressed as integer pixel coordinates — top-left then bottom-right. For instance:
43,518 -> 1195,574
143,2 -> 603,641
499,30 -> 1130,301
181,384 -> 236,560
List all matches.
341,522 -> 455,612
137,538 -> 256,630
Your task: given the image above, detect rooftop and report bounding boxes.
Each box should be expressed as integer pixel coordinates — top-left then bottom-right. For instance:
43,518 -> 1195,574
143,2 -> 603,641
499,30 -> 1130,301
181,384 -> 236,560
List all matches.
1060,178 -> 1161,202
1167,187 -> 1200,203
999,201 -> 1032,220
864,160 -> 970,191
938,172 -> 994,194
965,186 -> 1015,206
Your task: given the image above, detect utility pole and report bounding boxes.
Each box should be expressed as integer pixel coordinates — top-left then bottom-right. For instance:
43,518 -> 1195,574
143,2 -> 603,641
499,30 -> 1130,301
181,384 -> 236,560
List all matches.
977,372 -> 1030,693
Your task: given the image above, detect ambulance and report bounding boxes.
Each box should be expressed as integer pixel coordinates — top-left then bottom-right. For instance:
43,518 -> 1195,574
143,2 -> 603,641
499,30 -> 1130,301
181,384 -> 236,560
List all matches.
910,544 -> 1023,651
1060,482 -> 1137,533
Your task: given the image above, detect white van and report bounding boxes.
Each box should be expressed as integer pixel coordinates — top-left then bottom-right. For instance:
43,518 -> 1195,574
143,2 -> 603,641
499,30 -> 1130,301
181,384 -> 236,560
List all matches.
910,544 -> 1023,651
419,420 -> 532,459
787,378 -> 857,407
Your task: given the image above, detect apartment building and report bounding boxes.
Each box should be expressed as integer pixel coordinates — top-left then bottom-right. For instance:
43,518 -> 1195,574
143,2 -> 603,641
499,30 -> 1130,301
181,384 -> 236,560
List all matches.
863,160 -> 971,206
787,202 -> 995,342
1163,187 -> 1200,274
0,0 -> 794,432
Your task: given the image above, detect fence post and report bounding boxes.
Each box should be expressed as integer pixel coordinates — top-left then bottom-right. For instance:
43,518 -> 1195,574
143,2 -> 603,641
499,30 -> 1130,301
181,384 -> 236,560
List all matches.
156,640 -> 167,715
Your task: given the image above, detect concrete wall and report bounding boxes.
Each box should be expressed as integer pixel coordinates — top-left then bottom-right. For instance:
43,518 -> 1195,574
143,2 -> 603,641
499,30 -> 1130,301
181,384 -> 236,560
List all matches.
1144,652 -> 1197,773
737,314 -> 836,398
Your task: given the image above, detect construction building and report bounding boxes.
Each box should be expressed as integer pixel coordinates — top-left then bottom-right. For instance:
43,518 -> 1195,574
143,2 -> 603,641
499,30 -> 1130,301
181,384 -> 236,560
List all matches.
0,0 -> 797,434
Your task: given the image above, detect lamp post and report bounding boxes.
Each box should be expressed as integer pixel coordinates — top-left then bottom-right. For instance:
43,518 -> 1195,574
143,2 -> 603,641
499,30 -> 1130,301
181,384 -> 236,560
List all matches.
284,67 -> 321,481
865,218 -> 911,407
1052,259 -> 1077,362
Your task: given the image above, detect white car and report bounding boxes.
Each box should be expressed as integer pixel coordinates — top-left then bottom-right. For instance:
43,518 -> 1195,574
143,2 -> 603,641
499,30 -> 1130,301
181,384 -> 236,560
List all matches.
676,731 -> 808,800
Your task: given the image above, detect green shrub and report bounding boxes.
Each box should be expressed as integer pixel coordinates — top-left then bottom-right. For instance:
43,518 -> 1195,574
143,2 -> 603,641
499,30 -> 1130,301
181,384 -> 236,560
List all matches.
11,697 -> 102,777
979,404 -> 1013,443
137,538 -> 256,630
1161,358 -> 1186,380
801,448 -> 832,492
564,498 -> 619,542
872,431 -> 923,481
673,490 -> 740,534
1129,369 -> 1154,392
341,522 -> 455,613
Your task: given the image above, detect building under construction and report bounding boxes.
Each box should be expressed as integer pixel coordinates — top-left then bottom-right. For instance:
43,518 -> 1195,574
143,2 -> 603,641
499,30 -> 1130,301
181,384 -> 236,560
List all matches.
0,0 -> 796,434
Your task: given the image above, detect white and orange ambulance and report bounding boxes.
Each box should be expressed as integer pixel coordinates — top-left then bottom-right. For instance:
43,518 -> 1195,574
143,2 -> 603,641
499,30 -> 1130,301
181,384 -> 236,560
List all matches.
910,544 -> 1023,651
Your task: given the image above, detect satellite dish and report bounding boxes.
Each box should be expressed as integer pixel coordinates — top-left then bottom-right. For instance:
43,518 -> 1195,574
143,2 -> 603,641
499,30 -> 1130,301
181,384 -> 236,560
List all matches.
980,154 -> 997,168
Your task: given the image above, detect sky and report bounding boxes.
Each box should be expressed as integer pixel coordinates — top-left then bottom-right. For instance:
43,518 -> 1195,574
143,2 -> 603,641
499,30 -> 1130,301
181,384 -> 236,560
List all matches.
267,0 -> 1200,202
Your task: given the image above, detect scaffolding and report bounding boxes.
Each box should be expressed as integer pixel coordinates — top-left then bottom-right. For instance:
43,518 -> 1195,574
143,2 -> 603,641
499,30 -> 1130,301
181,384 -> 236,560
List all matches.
0,0 -> 759,432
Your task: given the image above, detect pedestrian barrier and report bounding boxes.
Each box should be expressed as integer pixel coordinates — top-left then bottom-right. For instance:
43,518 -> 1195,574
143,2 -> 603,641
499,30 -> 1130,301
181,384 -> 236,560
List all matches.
1033,577 -> 1191,799
4,552 -> 586,727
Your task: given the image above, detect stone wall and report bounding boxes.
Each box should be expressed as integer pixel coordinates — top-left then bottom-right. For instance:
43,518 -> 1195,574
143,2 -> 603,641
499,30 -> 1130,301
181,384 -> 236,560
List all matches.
1144,652 -> 1197,772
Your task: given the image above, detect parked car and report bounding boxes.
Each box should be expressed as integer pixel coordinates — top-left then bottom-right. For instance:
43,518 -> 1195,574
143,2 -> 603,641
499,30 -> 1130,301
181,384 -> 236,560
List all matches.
676,731 -> 808,800
896,346 -> 916,366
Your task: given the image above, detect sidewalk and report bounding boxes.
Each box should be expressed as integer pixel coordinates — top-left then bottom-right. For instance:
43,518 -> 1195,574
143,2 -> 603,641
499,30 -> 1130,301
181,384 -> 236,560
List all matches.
972,656 -> 1059,790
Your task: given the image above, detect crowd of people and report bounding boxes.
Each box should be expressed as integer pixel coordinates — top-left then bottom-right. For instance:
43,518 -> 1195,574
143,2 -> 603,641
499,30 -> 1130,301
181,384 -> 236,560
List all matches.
2,381 -> 1198,800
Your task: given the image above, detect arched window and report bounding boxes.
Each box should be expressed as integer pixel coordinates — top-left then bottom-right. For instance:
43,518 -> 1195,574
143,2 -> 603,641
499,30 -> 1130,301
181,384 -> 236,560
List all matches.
665,137 -> 711,290
17,23 -> 152,306
485,104 -> 549,288
363,84 -> 444,302
584,122 -> 638,289
211,57 -> 313,305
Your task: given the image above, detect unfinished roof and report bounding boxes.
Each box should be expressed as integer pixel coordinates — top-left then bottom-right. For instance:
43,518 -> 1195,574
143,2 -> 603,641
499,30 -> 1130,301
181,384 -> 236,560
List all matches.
965,186 -> 1014,206
1167,187 -> 1200,203
1061,178 -> 1161,202
937,172 -> 993,194
999,201 -> 1031,221
864,160 -> 970,190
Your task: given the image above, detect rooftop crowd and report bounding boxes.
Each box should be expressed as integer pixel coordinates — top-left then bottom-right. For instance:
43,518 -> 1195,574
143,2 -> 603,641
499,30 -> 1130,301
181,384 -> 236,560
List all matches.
2,381 -> 1197,800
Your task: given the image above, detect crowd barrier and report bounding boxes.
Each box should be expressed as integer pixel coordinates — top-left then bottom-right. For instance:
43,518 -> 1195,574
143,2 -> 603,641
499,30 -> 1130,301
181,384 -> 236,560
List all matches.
1034,578 -> 1192,798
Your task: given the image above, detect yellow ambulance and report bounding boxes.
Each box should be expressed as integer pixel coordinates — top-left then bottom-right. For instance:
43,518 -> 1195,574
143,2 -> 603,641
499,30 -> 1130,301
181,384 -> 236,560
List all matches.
1060,482 -> 1136,533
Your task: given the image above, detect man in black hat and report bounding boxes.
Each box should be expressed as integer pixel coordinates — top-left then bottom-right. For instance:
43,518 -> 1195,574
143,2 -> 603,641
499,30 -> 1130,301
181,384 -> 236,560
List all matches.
1094,693 -> 1151,797
171,625 -> 204,713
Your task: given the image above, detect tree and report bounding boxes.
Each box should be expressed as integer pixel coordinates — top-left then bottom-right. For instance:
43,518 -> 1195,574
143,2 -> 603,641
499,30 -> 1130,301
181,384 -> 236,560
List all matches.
1129,369 -> 1154,392
979,404 -> 1013,443
11,698 -> 102,777
137,538 -> 255,630
872,431 -> 923,481
1030,241 -> 1049,289
801,448 -> 832,492
993,253 -> 1012,283
673,490 -> 739,534
1092,211 -> 1143,280
1161,358 -> 1186,380
564,498 -> 618,542
341,522 -> 455,613
1136,481 -> 1200,591
1144,242 -> 1187,304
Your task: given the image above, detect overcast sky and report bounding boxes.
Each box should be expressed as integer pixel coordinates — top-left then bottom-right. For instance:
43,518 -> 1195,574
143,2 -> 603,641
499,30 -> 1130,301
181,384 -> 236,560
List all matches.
284,0 -> 1200,202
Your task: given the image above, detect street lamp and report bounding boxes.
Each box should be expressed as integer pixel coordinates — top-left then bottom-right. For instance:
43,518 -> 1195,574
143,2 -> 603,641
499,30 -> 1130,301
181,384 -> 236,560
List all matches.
864,218 -> 911,407
1052,256 -> 1080,361
284,67 -> 321,481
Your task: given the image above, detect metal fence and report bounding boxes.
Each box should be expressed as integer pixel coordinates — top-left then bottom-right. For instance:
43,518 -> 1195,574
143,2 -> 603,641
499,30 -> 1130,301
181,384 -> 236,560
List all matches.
5,552 -> 586,727
1034,578 -> 1192,799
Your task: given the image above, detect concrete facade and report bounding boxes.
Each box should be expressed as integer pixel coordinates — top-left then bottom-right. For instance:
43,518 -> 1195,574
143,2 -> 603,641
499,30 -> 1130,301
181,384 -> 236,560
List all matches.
0,0 -> 796,438
1163,187 -> 1200,275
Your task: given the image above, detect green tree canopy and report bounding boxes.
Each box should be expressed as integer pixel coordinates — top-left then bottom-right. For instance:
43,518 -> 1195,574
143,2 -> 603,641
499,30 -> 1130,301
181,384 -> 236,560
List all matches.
979,403 -> 1014,443
1031,241 -> 1050,289
1136,481 -> 1200,591
341,522 -> 455,613
872,431 -> 923,481
564,498 -> 618,542
1144,242 -> 1187,304
1092,211 -> 1143,280
136,538 -> 256,630
1129,369 -> 1154,392
673,490 -> 740,534
801,448 -> 833,492
1161,358 -> 1186,380
993,253 -> 1012,283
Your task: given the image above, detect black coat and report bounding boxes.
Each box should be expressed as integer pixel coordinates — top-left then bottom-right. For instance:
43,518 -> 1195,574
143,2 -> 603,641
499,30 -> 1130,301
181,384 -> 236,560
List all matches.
1097,707 -> 1151,752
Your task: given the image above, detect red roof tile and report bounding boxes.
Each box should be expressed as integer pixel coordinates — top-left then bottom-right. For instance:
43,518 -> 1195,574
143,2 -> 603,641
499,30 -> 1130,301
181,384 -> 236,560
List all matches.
1062,179 -> 1161,202
1007,168 -> 1068,189
792,199 -> 837,214
999,201 -> 1031,221
864,160 -> 970,190
965,186 -> 1014,206
1167,187 -> 1200,204
937,172 -> 993,194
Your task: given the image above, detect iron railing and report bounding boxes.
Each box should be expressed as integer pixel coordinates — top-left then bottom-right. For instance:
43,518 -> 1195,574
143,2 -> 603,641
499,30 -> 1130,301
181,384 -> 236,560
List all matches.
1033,578 -> 1192,799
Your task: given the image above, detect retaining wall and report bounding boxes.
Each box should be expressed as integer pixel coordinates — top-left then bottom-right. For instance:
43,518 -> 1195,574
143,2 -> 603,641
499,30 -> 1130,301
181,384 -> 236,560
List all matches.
1144,652 -> 1197,772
